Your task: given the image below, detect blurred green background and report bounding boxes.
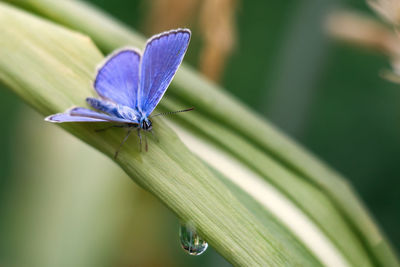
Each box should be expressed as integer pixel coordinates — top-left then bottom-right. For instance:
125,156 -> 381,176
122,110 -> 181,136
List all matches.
0,0 -> 398,266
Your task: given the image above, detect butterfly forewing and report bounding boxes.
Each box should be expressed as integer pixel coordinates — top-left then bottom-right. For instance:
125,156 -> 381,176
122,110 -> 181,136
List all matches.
138,29 -> 191,116
94,49 -> 140,108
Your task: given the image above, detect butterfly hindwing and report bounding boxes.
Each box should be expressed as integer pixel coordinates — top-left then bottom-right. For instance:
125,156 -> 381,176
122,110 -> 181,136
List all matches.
45,113 -> 108,123
69,107 -> 133,123
45,107 -> 133,123
87,97 -> 120,118
94,49 -> 140,108
138,29 -> 191,116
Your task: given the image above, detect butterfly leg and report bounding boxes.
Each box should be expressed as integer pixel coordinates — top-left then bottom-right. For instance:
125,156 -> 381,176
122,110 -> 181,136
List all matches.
144,134 -> 148,151
114,128 -> 133,159
95,124 -> 126,132
137,128 -> 142,152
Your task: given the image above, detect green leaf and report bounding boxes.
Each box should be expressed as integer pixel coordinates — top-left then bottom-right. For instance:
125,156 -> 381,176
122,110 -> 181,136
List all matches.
0,2 -> 322,266
1,1 -> 399,266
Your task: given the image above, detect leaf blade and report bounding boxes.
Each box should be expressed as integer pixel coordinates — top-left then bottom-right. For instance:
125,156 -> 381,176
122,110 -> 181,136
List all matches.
0,3 -> 325,266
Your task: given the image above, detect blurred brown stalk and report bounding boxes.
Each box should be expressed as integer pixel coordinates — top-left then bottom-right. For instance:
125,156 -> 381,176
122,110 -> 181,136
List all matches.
326,11 -> 400,56
145,0 -> 237,82
326,0 -> 400,81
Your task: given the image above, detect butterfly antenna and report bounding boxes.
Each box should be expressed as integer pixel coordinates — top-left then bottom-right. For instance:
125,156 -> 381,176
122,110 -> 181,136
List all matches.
150,107 -> 194,118
114,129 -> 133,159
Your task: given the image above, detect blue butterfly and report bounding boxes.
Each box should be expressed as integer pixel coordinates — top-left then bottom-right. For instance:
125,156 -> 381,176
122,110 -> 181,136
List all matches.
45,28 -> 193,158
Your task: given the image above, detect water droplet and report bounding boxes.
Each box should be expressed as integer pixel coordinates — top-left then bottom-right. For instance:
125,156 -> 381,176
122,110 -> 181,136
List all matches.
179,222 -> 208,256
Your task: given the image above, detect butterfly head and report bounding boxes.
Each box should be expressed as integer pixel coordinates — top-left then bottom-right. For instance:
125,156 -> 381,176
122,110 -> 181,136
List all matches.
140,117 -> 152,131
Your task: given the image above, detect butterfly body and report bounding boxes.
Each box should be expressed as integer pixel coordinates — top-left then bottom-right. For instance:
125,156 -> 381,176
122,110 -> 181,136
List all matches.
45,29 -> 192,157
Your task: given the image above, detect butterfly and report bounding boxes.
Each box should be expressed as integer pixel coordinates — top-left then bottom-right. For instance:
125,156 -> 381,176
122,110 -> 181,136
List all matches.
45,28 -> 193,158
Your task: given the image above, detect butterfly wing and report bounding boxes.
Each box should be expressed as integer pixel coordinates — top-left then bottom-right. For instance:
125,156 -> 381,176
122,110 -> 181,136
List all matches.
138,29 -> 191,116
45,113 -> 107,123
45,107 -> 133,123
87,97 -> 139,123
94,49 -> 140,108
87,97 -> 120,118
